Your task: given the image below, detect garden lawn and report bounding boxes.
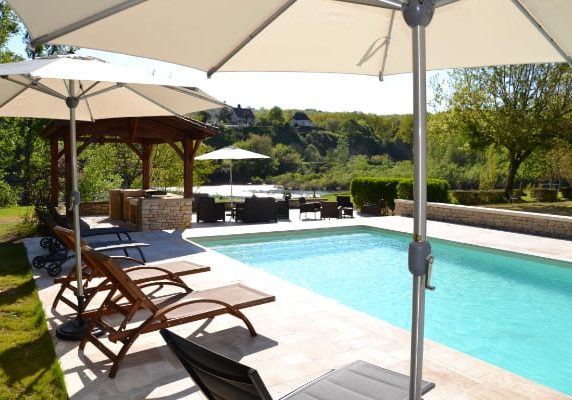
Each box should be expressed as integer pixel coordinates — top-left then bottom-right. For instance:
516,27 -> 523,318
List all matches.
0,206 -> 36,243
0,243 -> 67,400
484,200 -> 572,217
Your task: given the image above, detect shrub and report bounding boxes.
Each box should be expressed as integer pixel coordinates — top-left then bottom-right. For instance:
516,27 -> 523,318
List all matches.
451,190 -> 507,205
351,177 -> 450,209
529,188 -> 558,202
396,179 -> 413,200
0,181 -> 18,207
396,179 -> 450,203
559,187 -> 572,200
350,177 -> 400,209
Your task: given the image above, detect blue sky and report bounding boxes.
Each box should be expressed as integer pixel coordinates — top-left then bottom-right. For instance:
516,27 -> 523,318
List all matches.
8,34 -> 441,115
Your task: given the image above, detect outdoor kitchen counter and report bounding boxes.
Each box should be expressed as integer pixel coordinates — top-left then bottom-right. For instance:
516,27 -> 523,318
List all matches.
129,194 -> 193,231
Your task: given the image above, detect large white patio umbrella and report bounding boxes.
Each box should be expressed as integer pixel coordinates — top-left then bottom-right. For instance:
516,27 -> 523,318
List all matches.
8,1 -> 572,398
0,54 -> 223,340
195,146 -> 270,209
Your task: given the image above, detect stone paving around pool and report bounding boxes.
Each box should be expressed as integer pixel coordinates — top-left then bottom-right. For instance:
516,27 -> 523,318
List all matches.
25,213 -> 572,399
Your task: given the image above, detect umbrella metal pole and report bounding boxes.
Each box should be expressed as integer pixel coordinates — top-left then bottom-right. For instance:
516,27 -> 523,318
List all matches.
408,23 -> 433,400
56,80 -> 89,340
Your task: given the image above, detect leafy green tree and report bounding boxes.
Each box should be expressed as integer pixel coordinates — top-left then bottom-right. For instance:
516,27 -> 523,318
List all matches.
272,143 -> 302,174
340,119 -> 381,155
268,106 -> 284,124
443,64 -> 572,196
78,146 -> 122,201
0,2 -> 19,63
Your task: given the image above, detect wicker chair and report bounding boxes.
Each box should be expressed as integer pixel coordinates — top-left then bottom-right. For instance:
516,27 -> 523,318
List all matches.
196,196 -> 225,222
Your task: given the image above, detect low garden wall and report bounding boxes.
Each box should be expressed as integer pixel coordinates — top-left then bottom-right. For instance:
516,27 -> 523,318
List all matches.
394,199 -> 572,240
79,201 -> 109,216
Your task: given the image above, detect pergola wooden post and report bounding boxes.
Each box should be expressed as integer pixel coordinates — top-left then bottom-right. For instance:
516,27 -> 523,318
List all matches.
142,143 -> 153,190
183,137 -> 202,198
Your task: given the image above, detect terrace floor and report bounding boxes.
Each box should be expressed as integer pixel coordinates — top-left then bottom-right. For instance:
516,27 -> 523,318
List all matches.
25,211 -> 572,399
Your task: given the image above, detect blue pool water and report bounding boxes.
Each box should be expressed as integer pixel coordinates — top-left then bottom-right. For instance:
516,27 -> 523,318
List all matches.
195,227 -> 572,396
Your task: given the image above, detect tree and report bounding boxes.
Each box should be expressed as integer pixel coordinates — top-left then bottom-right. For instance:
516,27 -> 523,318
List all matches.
444,64 -> 572,196
268,106 -> 284,124
0,2 -> 19,63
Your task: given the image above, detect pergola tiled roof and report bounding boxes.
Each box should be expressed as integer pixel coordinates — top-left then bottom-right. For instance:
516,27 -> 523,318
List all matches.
41,116 -> 219,204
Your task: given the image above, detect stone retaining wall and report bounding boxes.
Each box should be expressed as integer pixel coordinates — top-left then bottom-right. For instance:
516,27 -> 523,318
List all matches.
79,201 -> 109,216
138,197 -> 192,231
394,199 -> 572,240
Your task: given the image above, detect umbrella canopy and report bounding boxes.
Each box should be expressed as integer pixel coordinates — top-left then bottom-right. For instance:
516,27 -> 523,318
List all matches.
0,55 -> 223,120
9,0 -> 572,75
0,54 -> 223,340
196,146 -> 270,208
9,1 -> 572,398
195,145 -> 270,161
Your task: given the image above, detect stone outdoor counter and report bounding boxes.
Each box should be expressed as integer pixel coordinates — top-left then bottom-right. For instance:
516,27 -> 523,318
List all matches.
132,194 -> 192,232
394,199 -> 572,240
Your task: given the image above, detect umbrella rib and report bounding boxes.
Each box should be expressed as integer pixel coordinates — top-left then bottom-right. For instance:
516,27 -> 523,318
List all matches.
165,86 -> 226,107
82,83 -> 124,99
378,10 -> 396,81
336,0 -> 402,10
207,0 -> 298,77
0,81 -> 28,109
7,76 -> 68,100
120,84 -> 184,116
511,0 -> 572,65
434,0 -> 461,7
29,0 -> 148,49
78,82 -> 95,122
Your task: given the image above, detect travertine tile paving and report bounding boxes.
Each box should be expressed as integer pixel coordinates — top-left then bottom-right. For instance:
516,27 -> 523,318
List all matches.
26,213 -> 572,399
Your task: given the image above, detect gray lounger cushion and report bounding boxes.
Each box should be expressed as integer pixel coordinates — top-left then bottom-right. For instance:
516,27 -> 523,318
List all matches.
281,360 -> 435,400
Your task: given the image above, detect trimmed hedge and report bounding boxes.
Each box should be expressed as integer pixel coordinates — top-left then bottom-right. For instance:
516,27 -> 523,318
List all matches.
350,177 -> 401,209
451,189 -> 507,205
530,188 -> 558,202
396,179 -> 450,203
351,177 -> 450,209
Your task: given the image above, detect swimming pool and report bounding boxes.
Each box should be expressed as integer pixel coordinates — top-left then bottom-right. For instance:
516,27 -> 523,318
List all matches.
194,227 -> 572,396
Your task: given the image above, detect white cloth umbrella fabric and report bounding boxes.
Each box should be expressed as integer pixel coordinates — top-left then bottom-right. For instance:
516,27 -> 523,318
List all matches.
195,146 -> 270,208
9,1 -> 572,397
0,54 -> 223,340
8,0 -> 572,76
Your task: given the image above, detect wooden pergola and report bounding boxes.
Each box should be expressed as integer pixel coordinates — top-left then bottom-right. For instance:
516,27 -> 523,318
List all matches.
40,116 -> 219,205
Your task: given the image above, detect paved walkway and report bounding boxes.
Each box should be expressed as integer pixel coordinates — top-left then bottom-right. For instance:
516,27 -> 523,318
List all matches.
25,212 -> 572,399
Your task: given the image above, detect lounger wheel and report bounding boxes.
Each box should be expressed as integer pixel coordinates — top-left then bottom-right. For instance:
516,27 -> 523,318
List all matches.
47,262 -> 62,277
49,240 -> 65,252
32,255 -> 46,269
40,237 -> 53,248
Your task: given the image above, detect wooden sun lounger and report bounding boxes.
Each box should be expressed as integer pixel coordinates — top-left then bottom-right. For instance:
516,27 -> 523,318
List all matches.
51,226 -> 209,312
79,246 -> 275,378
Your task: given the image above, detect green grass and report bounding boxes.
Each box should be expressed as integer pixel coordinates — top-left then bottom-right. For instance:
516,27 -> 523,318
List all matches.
0,243 -> 67,400
482,200 -> 572,217
0,207 -> 37,243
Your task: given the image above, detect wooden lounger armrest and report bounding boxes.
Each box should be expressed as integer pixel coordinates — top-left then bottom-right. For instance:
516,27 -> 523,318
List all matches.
122,265 -> 189,279
109,255 -> 146,265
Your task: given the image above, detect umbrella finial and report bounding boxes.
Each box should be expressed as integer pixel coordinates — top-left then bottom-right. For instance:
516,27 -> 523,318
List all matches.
402,0 -> 435,28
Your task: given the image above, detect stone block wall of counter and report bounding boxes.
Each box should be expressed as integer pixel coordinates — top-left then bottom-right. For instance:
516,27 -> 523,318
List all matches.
394,199 -> 572,240
138,197 -> 192,231
79,201 -> 109,216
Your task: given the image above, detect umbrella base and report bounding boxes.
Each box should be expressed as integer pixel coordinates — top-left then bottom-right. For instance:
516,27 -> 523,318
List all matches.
56,318 -> 89,341
56,318 -> 104,341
